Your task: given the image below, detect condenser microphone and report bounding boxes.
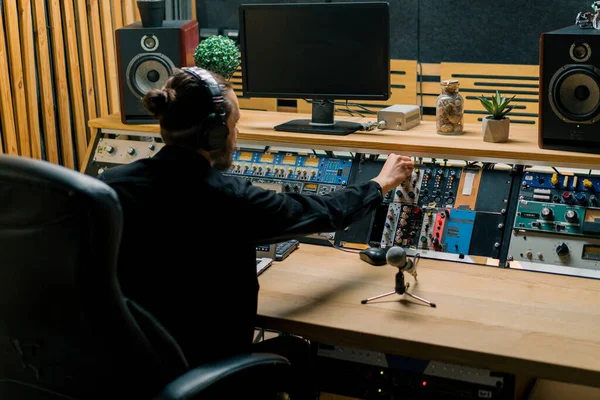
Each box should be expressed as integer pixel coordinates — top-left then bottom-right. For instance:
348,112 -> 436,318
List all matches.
386,246 -> 408,268
386,246 -> 416,276
363,245 -> 435,307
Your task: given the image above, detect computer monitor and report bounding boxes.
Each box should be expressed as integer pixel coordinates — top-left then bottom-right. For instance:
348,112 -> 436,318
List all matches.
239,2 -> 390,135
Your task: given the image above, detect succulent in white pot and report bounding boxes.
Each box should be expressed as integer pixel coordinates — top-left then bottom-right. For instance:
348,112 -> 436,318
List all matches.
477,91 -> 516,143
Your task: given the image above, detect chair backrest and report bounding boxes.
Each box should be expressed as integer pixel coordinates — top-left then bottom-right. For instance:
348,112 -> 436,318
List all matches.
440,62 -> 540,126
0,155 -> 166,399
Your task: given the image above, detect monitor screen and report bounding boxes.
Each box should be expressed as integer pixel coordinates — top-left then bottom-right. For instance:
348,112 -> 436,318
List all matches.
239,2 -> 390,101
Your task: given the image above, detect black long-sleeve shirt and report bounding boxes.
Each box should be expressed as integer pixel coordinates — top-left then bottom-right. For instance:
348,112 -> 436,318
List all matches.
98,144 -> 383,367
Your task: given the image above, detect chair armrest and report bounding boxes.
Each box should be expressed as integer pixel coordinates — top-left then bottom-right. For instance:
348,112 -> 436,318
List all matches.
153,352 -> 291,400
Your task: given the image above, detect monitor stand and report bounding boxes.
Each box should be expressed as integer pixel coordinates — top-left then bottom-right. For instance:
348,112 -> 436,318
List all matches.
274,100 -> 362,135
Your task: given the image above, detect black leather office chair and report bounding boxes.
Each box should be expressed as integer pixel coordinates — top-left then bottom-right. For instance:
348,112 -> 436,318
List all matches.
0,154 -> 291,399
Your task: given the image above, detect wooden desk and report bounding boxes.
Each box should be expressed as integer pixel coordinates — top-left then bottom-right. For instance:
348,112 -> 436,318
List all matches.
88,111 -> 600,169
256,244 -> 600,389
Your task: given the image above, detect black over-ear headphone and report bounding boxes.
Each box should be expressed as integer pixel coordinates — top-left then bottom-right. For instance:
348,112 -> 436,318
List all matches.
181,66 -> 229,151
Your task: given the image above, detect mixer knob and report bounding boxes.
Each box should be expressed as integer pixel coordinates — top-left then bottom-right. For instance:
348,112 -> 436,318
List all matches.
541,207 -> 553,219
551,173 -> 559,186
401,212 -> 409,219
127,147 -> 136,155
105,145 -> 114,154
244,164 -> 249,171
408,192 -> 415,198
148,144 -> 155,151
399,219 -> 407,227
311,170 -> 316,176
565,210 -> 578,222
525,251 -> 533,259
575,192 -> 587,205
583,179 -> 593,188
425,169 -> 431,176
450,170 -> 456,176
97,168 -> 105,175
590,195 -> 598,206
562,192 -> 574,204
556,243 -> 570,257
266,167 -> 271,172
437,169 -> 443,175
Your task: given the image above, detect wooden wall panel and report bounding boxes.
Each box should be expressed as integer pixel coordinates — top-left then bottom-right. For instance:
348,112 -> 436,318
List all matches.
48,0 -> 75,169
4,1 -> 30,157
75,0 -> 98,145
123,0 -> 136,26
0,0 -> 196,168
18,0 -> 42,159
100,1 -> 120,114
62,0 -> 88,165
0,6 -> 13,154
32,0 -> 60,164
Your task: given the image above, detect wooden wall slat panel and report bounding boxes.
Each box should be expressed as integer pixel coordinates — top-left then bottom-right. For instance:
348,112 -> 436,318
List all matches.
123,0 -> 135,26
4,1 -> 30,157
75,0 -> 98,142
100,1 -> 119,114
0,6 -> 20,155
48,0 -> 75,169
17,0 -> 42,159
32,0 -> 59,164
88,0 -> 109,117
62,0 -> 88,167
134,1 -> 141,22
112,0 -> 124,30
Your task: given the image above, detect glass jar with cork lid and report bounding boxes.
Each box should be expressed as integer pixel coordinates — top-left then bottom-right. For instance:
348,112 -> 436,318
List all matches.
436,79 -> 464,135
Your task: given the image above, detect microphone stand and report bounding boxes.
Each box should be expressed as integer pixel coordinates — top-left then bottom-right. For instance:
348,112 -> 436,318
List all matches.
361,254 -> 436,307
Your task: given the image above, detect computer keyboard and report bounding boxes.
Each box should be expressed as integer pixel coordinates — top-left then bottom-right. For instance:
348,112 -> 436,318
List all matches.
275,240 -> 300,261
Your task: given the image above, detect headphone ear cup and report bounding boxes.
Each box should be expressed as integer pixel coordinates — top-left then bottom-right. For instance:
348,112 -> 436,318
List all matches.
207,125 -> 230,151
201,113 -> 229,151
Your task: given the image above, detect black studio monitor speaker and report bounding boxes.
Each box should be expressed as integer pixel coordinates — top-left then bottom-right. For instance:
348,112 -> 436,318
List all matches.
539,25 -> 600,153
116,2 -> 199,124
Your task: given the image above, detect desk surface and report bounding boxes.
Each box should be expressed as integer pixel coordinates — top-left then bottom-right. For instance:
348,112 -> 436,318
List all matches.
256,244 -> 600,388
89,111 -> 600,169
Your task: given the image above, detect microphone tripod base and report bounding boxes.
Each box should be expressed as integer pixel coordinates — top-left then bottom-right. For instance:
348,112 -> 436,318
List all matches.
361,270 -> 436,308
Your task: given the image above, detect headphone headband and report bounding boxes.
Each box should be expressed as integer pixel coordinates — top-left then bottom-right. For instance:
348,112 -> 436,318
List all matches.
181,66 -> 226,117
180,67 -> 229,151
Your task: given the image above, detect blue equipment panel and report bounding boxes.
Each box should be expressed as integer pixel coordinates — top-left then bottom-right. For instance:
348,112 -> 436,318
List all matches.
227,150 -> 353,185
443,209 -> 476,254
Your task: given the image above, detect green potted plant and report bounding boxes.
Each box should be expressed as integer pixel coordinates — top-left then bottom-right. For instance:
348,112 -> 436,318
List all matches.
193,35 -> 240,80
477,91 -> 516,143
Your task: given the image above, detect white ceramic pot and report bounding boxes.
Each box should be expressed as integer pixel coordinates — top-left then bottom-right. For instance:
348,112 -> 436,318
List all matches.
482,116 -> 510,143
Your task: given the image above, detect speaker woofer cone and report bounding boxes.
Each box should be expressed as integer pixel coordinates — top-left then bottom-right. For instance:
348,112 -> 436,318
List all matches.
126,53 -> 175,97
549,65 -> 600,123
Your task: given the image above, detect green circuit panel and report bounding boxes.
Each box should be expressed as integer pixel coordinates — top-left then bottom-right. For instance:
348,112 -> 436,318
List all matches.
514,200 -> 585,236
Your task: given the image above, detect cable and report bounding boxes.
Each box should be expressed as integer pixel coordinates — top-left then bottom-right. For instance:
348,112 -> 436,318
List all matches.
328,240 -> 362,254
552,167 -> 561,175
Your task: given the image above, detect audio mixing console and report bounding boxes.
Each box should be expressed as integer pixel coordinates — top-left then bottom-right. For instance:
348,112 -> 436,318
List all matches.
83,132 -> 600,279
337,158 -> 513,265
223,149 -> 354,245
507,170 -> 600,279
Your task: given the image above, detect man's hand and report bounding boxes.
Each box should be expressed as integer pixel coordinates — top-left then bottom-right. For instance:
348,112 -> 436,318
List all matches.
371,154 -> 415,194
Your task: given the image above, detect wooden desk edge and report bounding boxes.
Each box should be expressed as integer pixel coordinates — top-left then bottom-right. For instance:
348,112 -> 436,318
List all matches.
256,314 -> 600,390
88,112 -> 600,170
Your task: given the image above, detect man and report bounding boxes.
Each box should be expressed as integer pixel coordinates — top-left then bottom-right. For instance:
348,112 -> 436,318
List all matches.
98,67 -> 414,397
